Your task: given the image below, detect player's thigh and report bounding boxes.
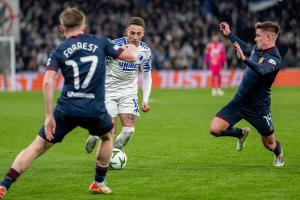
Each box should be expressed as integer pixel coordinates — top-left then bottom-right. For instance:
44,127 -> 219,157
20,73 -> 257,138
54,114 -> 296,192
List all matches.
39,108 -> 76,143
215,100 -> 242,128
105,96 -> 118,118
120,113 -> 137,127
243,110 -> 274,136
26,135 -> 54,155
209,116 -> 230,133
118,95 -> 140,118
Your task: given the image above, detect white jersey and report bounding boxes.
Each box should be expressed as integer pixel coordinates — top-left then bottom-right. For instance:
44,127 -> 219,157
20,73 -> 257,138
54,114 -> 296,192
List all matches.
105,37 -> 152,103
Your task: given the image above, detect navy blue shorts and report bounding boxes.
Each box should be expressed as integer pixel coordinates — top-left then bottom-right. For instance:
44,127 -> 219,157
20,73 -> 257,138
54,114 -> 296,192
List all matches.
39,107 -> 113,143
217,100 -> 274,136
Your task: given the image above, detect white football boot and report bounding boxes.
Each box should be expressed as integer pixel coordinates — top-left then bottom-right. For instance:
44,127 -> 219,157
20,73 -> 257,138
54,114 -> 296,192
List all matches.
273,152 -> 284,167
85,135 -> 99,153
237,127 -> 250,151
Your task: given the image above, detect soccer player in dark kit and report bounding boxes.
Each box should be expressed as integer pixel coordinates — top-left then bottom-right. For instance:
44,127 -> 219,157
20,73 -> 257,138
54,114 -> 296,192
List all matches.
0,7 -> 138,199
209,21 -> 284,167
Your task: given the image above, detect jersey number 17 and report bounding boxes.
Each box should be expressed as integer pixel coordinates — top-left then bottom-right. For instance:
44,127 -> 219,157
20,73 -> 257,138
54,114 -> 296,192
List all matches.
65,55 -> 98,90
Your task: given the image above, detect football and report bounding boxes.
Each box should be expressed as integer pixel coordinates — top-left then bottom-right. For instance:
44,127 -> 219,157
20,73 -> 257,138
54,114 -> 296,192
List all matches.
109,148 -> 127,170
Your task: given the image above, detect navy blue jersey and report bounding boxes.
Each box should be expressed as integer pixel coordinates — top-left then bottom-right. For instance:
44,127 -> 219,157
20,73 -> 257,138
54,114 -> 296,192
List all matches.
46,34 -> 122,117
228,33 -> 282,110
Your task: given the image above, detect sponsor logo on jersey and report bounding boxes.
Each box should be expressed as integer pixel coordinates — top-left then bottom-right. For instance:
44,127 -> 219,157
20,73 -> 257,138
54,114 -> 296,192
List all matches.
119,62 -> 141,71
268,58 -> 276,65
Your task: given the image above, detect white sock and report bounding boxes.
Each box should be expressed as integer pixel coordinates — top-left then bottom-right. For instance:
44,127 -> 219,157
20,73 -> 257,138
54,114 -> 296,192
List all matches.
114,127 -> 135,149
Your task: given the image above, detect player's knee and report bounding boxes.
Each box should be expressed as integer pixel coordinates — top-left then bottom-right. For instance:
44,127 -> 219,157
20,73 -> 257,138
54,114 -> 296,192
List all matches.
27,142 -> 46,156
263,143 -> 273,151
122,127 -> 135,137
262,139 -> 276,151
209,125 -> 222,137
100,131 -> 114,141
264,142 -> 276,151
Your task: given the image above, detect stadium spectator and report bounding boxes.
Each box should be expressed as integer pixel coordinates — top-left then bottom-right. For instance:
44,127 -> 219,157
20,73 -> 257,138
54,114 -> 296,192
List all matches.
12,0 -> 300,71
204,34 -> 227,96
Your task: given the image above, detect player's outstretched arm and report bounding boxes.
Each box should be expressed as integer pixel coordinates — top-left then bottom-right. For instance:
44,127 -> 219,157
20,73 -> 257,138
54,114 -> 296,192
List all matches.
220,22 -> 231,36
220,22 -> 251,55
43,70 -> 56,140
118,44 -> 138,62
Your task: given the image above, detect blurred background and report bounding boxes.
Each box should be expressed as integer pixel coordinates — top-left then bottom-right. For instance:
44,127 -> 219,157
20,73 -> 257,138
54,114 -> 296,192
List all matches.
0,0 -> 299,90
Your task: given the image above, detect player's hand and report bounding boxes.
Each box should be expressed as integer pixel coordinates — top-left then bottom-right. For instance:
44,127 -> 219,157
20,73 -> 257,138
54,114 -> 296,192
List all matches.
44,115 -> 56,141
234,42 -> 246,61
219,22 -> 230,36
141,102 -> 150,112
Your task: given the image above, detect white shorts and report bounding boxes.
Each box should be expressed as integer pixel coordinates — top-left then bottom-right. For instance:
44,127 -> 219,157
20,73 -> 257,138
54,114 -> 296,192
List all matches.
105,94 -> 140,118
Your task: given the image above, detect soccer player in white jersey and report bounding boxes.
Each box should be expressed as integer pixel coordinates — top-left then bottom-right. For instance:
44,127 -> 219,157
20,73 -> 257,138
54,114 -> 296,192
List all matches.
85,17 -> 152,153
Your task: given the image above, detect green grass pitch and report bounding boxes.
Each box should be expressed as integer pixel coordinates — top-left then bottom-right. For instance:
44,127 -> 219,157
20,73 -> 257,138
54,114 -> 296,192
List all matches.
0,87 -> 300,200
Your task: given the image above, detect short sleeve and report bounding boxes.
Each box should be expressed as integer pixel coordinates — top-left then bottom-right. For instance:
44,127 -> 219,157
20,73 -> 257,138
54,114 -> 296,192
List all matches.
101,37 -> 123,59
46,49 -> 60,72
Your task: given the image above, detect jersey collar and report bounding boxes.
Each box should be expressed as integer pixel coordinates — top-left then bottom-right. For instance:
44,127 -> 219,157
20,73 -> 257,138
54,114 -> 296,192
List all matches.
125,37 -> 141,47
69,34 -> 84,39
258,46 -> 276,54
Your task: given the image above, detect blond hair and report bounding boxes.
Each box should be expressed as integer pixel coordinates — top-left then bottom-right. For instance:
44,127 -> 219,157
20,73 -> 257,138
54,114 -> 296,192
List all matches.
59,7 -> 86,32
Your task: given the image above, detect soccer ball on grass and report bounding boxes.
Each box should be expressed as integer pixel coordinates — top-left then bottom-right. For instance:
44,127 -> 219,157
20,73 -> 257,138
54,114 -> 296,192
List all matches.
109,148 -> 127,170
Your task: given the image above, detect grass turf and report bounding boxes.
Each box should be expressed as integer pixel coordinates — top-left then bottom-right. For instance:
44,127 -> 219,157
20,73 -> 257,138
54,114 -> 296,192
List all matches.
0,87 -> 299,199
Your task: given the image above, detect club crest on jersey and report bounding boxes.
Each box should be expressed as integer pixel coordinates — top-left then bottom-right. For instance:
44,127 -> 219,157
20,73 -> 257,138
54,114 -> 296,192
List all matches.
258,57 -> 265,64
138,55 -> 144,61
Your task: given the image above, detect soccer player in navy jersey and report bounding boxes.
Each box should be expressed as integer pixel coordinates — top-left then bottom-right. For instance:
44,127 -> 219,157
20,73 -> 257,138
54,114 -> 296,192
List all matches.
0,7 -> 138,198
209,21 -> 284,167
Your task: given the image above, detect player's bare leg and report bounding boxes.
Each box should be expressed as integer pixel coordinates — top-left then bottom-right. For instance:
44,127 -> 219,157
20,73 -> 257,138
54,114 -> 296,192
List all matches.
209,116 -> 230,135
0,136 -> 53,198
261,134 -> 284,167
11,136 -> 53,173
114,113 -> 136,149
89,131 -> 114,194
209,116 -> 250,151
96,131 -> 114,167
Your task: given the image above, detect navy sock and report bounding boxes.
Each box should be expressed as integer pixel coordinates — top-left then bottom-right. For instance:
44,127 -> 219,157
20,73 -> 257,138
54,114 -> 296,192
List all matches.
219,127 -> 243,138
273,140 -> 282,157
1,168 -> 20,190
95,165 -> 108,183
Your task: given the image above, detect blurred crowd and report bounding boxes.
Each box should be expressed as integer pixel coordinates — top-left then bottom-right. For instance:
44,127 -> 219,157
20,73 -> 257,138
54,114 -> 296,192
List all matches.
16,0 -> 300,72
